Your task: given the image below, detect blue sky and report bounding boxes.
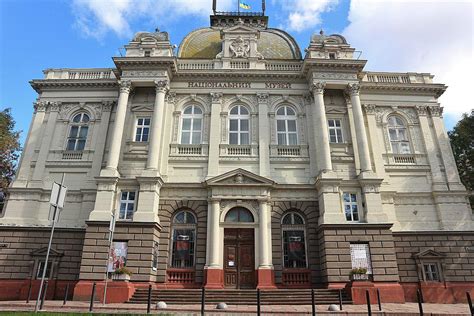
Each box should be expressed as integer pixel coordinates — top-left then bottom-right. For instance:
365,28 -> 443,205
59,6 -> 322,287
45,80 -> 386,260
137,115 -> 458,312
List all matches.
1,0 -> 472,146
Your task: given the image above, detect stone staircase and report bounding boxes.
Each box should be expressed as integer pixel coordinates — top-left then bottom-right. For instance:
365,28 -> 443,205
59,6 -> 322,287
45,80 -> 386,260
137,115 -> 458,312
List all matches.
128,288 -> 352,305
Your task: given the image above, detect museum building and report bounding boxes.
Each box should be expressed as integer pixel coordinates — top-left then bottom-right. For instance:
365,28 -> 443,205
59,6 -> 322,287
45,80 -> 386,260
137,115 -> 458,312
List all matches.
0,4 -> 473,304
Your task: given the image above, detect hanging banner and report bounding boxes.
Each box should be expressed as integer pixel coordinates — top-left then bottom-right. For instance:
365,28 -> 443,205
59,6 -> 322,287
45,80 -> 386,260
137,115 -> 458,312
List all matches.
108,242 -> 128,272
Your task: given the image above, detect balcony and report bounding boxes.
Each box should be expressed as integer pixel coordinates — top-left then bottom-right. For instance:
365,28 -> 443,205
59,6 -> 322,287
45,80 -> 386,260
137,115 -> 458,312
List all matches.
383,153 -> 428,167
43,68 -> 116,80
177,60 -> 215,70
61,151 -> 83,160
362,72 -> 434,84
220,144 -> 258,157
170,144 -> 208,157
270,145 -> 309,157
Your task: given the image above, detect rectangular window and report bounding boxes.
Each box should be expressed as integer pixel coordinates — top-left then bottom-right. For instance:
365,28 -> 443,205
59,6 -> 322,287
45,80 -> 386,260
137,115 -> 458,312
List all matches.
423,263 -> 440,281
135,118 -> 151,142
36,261 -> 53,279
152,242 -> 159,271
171,229 -> 195,268
119,191 -> 136,220
343,192 -> 359,222
350,243 -> 373,274
328,119 -> 344,143
283,230 -> 307,268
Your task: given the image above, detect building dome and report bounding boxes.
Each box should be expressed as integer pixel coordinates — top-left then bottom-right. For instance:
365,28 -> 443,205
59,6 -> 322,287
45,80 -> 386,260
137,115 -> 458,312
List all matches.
178,27 -> 302,60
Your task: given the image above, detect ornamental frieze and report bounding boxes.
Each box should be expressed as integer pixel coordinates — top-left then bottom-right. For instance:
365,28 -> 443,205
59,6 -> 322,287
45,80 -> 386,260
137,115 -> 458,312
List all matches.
313,72 -> 358,80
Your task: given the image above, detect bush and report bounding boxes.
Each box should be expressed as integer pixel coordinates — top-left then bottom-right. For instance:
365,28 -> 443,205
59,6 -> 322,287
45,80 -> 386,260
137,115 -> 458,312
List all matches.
114,266 -> 132,275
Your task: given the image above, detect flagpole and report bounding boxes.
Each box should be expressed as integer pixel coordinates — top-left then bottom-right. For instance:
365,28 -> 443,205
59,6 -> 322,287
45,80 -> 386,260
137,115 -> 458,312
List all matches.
237,0 -> 240,14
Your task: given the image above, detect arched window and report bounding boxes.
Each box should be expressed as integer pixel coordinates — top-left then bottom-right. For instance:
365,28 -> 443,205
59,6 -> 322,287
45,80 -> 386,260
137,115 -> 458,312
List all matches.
281,212 -> 307,268
225,207 -> 254,222
276,106 -> 298,145
387,115 -> 411,154
171,210 -> 196,268
229,105 -> 250,145
181,105 -> 203,144
66,113 -> 89,151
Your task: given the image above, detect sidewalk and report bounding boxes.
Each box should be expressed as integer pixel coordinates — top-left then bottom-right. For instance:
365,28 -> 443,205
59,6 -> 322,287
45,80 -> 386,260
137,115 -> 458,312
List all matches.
0,300 -> 472,315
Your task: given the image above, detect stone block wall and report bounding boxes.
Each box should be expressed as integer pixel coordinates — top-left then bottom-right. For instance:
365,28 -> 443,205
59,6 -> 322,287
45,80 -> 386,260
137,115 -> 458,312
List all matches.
79,221 -> 160,282
157,199 -> 208,285
318,224 -> 400,284
394,231 -> 474,283
0,227 -> 84,280
270,200 -> 320,285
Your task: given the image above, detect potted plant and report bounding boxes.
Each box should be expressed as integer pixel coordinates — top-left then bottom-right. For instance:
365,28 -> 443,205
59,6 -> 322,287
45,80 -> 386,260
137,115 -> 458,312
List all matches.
113,266 -> 132,281
350,267 -> 369,281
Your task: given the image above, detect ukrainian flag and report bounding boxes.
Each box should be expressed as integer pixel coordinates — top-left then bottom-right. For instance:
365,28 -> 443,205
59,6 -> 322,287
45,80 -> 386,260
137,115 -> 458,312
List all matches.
239,1 -> 251,10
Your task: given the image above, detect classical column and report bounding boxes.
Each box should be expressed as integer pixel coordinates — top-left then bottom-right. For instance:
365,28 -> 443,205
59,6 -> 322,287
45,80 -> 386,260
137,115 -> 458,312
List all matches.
103,80 -> 132,175
311,81 -> 332,175
207,93 -> 222,178
257,93 -> 270,177
346,83 -> 373,175
205,199 -> 223,288
257,200 -> 275,288
146,80 -> 169,171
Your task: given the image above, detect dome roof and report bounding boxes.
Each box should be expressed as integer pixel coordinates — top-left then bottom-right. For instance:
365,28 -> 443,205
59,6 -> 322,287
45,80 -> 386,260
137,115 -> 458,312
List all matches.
178,27 -> 302,60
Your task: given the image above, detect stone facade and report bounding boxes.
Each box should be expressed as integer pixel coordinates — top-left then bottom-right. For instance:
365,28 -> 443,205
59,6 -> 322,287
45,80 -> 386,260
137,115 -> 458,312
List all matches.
0,8 -> 472,304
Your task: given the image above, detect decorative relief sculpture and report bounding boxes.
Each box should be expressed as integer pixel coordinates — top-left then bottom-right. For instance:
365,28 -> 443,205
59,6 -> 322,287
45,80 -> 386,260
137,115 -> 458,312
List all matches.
429,106 -> 443,117
119,80 -> 132,93
346,83 -> 360,96
102,101 -> 114,112
230,36 -> 250,58
415,105 -> 428,117
363,104 -> 377,115
33,101 -> 48,113
311,81 -> 326,94
166,92 -> 177,104
257,93 -> 269,103
154,80 -> 169,93
211,92 -> 223,103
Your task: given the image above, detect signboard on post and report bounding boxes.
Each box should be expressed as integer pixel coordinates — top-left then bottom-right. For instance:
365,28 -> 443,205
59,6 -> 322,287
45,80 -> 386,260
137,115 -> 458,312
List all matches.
50,182 -> 67,209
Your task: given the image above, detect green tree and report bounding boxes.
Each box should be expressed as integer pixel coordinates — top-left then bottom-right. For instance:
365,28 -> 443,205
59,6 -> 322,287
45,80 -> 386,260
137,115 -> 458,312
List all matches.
448,110 -> 474,209
0,108 -> 21,209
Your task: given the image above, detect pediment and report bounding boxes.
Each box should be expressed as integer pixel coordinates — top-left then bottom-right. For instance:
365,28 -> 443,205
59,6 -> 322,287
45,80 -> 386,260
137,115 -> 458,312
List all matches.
206,168 -> 274,186
222,24 -> 259,36
413,249 -> 445,259
131,105 -> 153,112
326,106 -> 347,114
30,247 -> 63,258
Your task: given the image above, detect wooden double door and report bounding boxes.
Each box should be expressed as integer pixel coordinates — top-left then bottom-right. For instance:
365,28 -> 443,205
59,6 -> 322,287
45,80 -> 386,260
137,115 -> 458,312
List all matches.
224,228 -> 255,289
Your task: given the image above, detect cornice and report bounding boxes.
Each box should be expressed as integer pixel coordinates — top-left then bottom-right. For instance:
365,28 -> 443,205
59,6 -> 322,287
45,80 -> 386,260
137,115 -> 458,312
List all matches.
174,71 -> 304,80
113,57 -> 176,70
30,79 -> 118,93
302,58 -> 367,74
360,82 -> 447,98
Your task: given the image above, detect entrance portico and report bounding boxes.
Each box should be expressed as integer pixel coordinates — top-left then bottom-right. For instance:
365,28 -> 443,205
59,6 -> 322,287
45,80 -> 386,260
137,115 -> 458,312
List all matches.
204,169 -> 276,289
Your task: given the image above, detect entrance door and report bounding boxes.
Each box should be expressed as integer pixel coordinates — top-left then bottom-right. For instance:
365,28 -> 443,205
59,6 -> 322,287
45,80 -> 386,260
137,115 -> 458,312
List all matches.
224,228 -> 255,289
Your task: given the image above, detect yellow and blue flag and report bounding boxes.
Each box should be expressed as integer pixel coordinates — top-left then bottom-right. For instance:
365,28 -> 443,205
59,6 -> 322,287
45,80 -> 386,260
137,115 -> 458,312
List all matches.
239,1 -> 251,10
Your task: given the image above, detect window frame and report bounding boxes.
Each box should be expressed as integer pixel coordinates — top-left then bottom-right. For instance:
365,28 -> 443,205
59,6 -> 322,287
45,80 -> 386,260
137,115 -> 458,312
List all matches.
66,113 -> 90,151
134,117 -> 151,142
224,207 -> 254,223
180,105 -> 203,145
328,118 -> 344,144
228,105 -> 250,145
343,192 -> 360,222
118,191 -> 137,221
170,210 -> 197,269
281,212 -> 308,269
276,106 -> 298,146
387,115 -> 411,154
36,261 -> 53,279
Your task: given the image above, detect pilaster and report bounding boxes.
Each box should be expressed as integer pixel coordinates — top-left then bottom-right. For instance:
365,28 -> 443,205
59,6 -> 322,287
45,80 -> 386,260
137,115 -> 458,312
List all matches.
257,93 -> 270,177
316,178 -> 344,224
133,177 -> 163,223
88,177 -> 119,221
207,93 -> 222,178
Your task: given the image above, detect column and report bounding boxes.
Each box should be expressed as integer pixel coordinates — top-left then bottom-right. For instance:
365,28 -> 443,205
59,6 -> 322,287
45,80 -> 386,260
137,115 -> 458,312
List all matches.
311,81 -> 332,175
257,200 -> 275,288
103,80 -> 132,176
346,83 -> 373,176
207,93 -> 222,178
429,106 -> 464,190
32,102 -> 60,181
257,93 -> 270,177
146,80 -> 169,172
415,105 -> 447,191
205,199 -> 223,288
15,102 -> 47,185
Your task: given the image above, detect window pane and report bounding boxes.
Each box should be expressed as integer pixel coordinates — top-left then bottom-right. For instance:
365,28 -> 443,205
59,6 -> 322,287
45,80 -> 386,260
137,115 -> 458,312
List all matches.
336,130 -> 343,142
277,120 -> 286,132
395,117 -> 404,126
127,203 -> 134,211
174,212 -> 185,224
288,133 -> 297,145
144,118 -> 150,126
287,120 -> 297,132
69,126 -> 79,138
229,119 -> 238,131
76,140 -> 86,151
328,120 -> 335,127
240,119 -> 249,131
239,209 -> 254,222
79,126 -> 88,138
330,135 -> 337,143
388,116 -> 396,126
225,209 -> 238,222
351,194 -> 357,202
240,107 -> 249,115
138,118 -> 143,125
185,212 -> 196,224
398,129 -> 407,141
240,133 -> 249,145
293,214 -> 304,225
335,120 -> 341,127
135,128 -> 142,141
343,193 -> 350,203
128,192 -> 135,200
121,192 -> 128,200
278,133 -> 286,145
183,106 -> 193,114
277,107 -> 285,115
191,132 -> 201,144
193,119 -> 202,131
82,114 -> 90,123
66,140 -> 76,151
230,107 -> 239,115
282,214 -> 292,225
400,142 -> 411,154
286,107 -> 295,116
182,118 -> 191,131
389,129 -> 397,140
229,133 -> 238,144
72,114 -> 81,123
181,132 -> 190,144
194,107 -> 202,115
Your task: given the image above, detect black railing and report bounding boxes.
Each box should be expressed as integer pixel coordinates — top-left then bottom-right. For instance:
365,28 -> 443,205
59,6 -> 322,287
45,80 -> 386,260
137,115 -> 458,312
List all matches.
214,11 -> 264,16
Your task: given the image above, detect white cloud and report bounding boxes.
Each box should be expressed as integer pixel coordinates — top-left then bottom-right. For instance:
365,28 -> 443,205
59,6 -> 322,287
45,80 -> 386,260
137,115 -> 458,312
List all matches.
342,0 -> 474,119
72,0 -> 234,39
275,0 -> 339,32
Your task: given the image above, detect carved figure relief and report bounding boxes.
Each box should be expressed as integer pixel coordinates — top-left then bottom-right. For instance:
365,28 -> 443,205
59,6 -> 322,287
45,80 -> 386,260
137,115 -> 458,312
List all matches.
230,36 -> 250,58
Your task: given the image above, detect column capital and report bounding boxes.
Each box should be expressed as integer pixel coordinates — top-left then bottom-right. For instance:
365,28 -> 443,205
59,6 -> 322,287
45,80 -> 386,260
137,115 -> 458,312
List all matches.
154,79 -> 170,93
257,93 -> 269,103
33,101 -> 48,113
363,104 -> 377,115
310,81 -> 326,94
345,82 -> 361,96
118,80 -> 132,93
429,105 -> 443,117
415,105 -> 428,117
210,92 -> 223,103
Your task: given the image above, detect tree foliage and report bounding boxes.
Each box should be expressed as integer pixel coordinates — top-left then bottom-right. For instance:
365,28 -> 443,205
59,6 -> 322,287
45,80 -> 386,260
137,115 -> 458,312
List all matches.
0,108 -> 21,192
448,111 -> 474,209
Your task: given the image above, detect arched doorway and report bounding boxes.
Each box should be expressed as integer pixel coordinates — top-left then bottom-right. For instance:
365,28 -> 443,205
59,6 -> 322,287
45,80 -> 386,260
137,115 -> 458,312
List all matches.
223,207 -> 255,289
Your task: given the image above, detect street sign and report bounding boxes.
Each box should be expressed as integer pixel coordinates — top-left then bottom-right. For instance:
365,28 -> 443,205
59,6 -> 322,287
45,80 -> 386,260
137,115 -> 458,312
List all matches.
50,182 -> 67,208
